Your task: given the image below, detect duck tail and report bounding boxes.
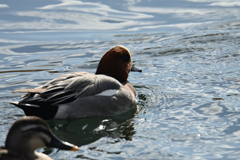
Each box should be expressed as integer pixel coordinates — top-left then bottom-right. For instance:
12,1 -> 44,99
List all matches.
10,101 -> 58,120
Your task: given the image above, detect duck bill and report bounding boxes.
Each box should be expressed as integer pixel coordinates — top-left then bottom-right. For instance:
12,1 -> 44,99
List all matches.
131,64 -> 142,73
47,135 -> 78,151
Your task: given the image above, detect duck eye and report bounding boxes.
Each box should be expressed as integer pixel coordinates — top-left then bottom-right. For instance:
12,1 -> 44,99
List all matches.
123,54 -> 130,62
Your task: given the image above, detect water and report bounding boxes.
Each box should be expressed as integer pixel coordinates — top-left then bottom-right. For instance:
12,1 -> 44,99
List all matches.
1,0 -> 240,159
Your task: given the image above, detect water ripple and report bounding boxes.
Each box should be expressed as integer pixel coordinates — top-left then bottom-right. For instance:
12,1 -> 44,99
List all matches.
1,0 -> 240,159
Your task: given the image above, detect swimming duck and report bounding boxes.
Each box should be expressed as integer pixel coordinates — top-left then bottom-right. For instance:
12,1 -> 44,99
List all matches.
0,116 -> 78,160
11,46 -> 142,120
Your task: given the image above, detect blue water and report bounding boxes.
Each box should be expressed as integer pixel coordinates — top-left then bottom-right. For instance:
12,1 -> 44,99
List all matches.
1,0 -> 240,159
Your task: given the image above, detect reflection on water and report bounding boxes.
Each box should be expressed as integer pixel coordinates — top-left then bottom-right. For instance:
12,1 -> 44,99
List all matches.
1,0 -> 240,159
47,107 -> 138,147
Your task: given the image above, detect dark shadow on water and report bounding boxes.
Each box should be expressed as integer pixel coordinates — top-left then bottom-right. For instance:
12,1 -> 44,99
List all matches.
46,106 -> 138,147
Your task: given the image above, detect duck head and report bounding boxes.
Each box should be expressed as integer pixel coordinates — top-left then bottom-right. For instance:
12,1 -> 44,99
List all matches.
5,116 -> 78,154
96,46 -> 142,83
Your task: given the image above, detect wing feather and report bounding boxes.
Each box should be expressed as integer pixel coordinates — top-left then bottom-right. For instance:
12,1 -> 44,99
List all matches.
13,72 -> 122,107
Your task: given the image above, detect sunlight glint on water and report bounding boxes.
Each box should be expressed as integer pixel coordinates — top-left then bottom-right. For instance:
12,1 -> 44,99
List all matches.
0,0 -> 240,159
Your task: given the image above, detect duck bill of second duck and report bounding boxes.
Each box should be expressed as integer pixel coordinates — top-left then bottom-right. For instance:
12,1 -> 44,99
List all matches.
47,134 -> 78,151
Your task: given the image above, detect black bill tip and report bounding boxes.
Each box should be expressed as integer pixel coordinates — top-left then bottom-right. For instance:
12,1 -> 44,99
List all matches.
131,65 -> 142,73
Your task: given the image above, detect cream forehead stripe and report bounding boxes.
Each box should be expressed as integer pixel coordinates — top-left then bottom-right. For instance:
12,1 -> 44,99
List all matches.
118,45 -> 130,52
20,124 -> 48,132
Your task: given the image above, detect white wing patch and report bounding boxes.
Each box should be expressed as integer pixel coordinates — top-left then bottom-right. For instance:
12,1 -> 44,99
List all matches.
54,104 -> 69,119
25,103 -> 39,107
95,89 -> 119,96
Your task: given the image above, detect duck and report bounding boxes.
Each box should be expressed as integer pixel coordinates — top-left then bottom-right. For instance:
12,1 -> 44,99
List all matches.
11,46 -> 142,120
0,116 -> 78,160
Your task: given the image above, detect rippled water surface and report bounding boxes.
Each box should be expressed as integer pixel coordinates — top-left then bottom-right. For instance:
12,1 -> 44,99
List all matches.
1,0 -> 240,159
